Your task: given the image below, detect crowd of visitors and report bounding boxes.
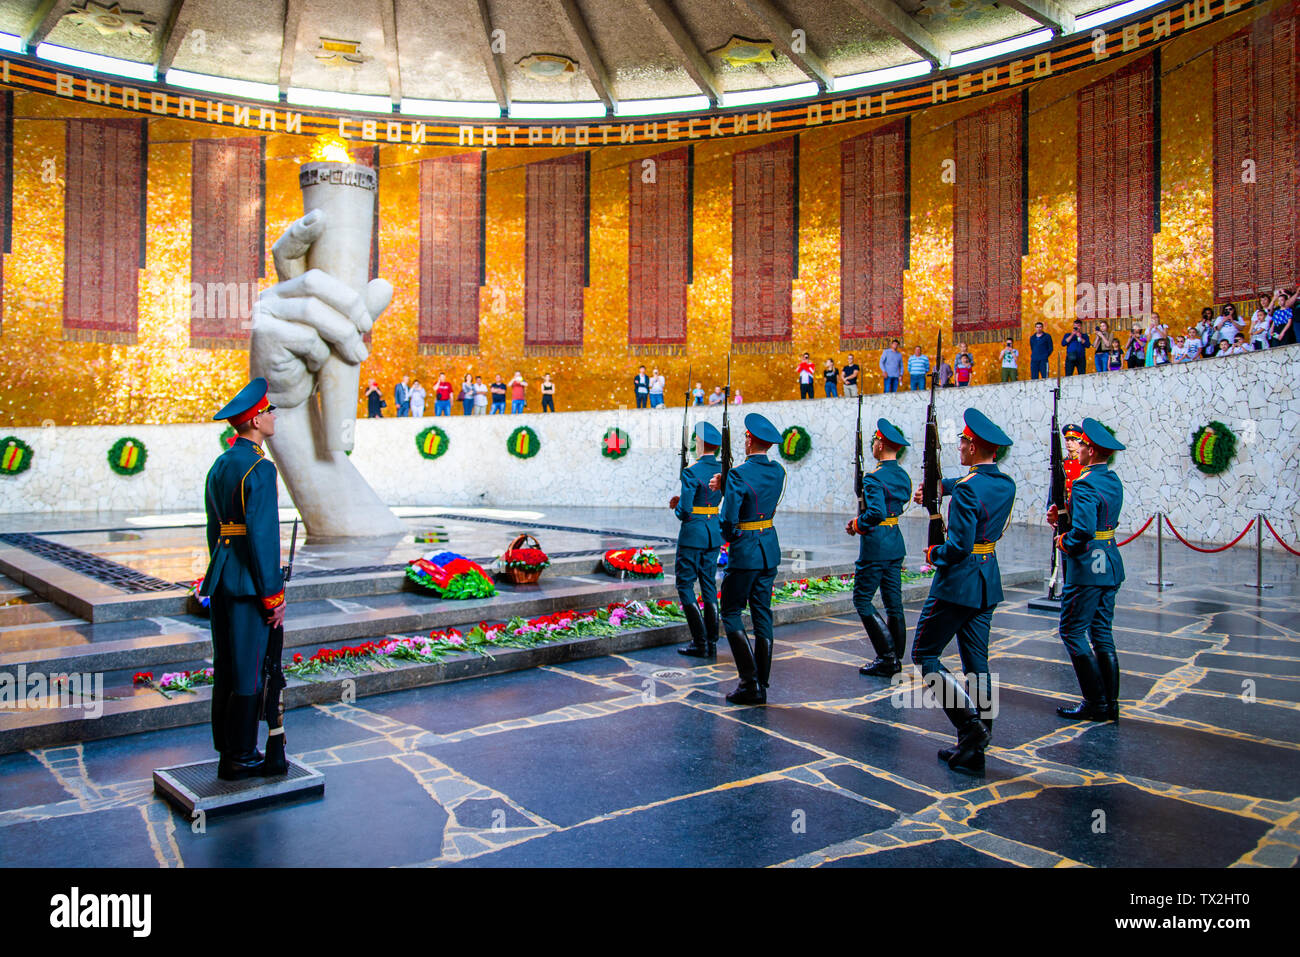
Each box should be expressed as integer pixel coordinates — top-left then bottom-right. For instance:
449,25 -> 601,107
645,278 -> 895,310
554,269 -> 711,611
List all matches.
366,369 -> 551,417
362,296 -> 1294,419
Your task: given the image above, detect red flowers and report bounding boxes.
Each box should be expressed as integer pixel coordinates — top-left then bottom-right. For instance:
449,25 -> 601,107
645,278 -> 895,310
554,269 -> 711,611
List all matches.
132,672 -> 153,685
503,547 -> 549,569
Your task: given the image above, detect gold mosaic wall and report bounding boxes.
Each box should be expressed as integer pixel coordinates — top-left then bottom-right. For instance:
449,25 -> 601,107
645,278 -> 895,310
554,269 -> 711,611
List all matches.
0,5 -> 1268,426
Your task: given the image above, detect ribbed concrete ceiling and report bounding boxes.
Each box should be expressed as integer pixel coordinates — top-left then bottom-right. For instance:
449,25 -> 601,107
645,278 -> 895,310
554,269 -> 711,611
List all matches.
0,0 -> 1125,112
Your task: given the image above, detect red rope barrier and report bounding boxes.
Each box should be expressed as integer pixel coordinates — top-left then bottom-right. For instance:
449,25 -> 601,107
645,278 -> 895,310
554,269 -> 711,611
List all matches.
1164,517 -> 1255,553
1263,518 -> 1300,557
1116,514 -> 1155,547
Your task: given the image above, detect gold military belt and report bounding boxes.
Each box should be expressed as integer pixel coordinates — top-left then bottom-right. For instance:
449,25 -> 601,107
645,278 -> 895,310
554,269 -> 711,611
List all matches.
736,519 -> 774,531
1093,529 -> 1115,541
878,517 -> 898,527
692,506 -> 719,515
971,542 -> 996,555
219,523 -> 247,536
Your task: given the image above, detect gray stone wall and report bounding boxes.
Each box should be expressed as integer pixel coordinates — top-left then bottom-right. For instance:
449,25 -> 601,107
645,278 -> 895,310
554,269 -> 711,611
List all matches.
3,347 -> 1296,548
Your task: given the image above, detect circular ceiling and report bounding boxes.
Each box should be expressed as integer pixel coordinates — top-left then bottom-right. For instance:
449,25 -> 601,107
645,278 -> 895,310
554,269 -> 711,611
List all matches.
2,0 -> 1128,115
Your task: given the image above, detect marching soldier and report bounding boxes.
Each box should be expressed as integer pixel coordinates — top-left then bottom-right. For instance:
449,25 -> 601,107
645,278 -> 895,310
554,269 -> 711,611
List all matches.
847,418 -> 912,677
673,422 -> 723,658
709,413 -> 787,705
1054,418 -> 1126,721
910,408 -> 1016,774
201,378 -> 286,780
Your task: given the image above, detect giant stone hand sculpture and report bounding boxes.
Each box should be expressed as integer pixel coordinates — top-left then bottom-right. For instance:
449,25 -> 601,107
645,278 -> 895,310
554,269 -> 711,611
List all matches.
250,208 -> 404,541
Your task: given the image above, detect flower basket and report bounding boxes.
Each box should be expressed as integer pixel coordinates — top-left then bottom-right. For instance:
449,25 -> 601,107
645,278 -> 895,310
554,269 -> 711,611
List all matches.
499,533 -> 550,585
405,551 -> 497,599
602,547 -> 664,580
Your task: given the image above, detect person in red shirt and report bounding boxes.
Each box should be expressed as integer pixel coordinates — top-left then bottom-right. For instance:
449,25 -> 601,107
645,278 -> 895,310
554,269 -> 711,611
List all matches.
796,353 -> 815,399
433,373 -> 454,416
509,371 -> 528,414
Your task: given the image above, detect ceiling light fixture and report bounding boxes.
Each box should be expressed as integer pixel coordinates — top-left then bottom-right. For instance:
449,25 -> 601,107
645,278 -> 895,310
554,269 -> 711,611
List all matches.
948,28 -> 1054,68
832,60 -> 932,93
166,69 -> 279,102
615,95 -> 711,116
35,42 -> 155,81
509,100 -> 606,119
286,87 -> 393,113
1074,0 -> 1170,33
400,98 -> 502,118
720,81 -> 818,108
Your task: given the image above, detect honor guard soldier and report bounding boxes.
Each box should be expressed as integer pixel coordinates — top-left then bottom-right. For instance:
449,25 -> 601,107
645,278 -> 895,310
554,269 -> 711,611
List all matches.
709,413 -> 787,705
1054,418 -> 1126,722
848,418 -> 912,677
911,408 -> 1016,774
673,422 -> 724,658
1046,423 -> 1084,535
201,378 -> 286,780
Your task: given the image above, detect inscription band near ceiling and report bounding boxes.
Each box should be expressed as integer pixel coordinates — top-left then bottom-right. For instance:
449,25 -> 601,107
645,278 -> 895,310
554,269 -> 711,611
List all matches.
0,0 -> 1268,149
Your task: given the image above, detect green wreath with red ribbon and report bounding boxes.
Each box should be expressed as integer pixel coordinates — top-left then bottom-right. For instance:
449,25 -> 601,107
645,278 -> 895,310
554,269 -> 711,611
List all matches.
507,426 -> 540,459
601,427 -> 630,460
1190,421 -> 1237,475
0,436 -> 33,476
219,426 -> 237,451
415,426 -> 450,460
108,437 -> 148,476
778,425 -> 811,462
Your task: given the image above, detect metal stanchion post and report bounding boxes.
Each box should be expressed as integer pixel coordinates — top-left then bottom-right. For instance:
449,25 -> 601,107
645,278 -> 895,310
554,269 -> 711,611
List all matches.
1146,511 -> 1172,589
1244,513 -> 1274,590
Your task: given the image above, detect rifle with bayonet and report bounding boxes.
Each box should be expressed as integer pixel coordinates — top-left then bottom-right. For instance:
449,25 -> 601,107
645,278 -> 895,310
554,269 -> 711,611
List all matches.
260,517 -> 298,777
853,394 -> 867,520
1046,355 -> 1070,599
922,332 -> 946,557
719,356 -> 733,493
681,364 -> 693,473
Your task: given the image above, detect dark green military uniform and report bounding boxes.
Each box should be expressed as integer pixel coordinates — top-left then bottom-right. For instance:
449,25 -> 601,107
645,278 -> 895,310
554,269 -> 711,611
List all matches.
854,418 -> 913,677
675,421 -> 723,657
201,379 -> 285,778
1056,418 -> 1126,722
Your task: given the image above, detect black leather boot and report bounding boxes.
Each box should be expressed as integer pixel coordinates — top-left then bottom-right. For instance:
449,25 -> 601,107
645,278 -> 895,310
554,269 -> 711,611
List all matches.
931,671 -> 990,774
724,630 -> 765,705
1096,649 -> 1120,721
702,603 -> 719,656
888,614 -> 908,661
755,633 -> 773,691
677,603 -> 714,658
939,719 -> 992,762
1056,654 -> 1110,720
217,693 -> 265,780
859,613 -> 900,676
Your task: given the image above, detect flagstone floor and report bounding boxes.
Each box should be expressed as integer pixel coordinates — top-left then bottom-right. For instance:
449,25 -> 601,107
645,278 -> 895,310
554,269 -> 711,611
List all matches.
1,528 -> 1297,868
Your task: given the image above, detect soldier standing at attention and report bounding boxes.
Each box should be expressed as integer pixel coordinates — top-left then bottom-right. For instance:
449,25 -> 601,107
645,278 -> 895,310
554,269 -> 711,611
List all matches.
201,378 -> 286,780
910,408 -> 1016,774
672,422 -> 724,658
709,413 -> 787,705
848,418 -> 913,677
1054,418 -> 1126,721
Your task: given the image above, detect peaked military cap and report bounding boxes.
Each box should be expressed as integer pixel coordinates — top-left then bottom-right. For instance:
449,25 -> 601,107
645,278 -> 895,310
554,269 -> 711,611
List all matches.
694,421 -> 722,446
743,412 -> 782,446
1081,417 -> 1124,452
1062,422 -> 1085,440
962,407 -> 1013,447
875,417 -> 910,448
215,377 -> 274,425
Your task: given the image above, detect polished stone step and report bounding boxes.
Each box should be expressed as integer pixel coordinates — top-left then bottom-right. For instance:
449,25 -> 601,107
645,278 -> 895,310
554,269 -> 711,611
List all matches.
0,558 -> 850,677
0,565 -> 1041,754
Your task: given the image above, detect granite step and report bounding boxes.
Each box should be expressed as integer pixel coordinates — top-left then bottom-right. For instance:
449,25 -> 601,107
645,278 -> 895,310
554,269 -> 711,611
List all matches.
0,565 -> 1041,754
0,600 -> 81,628
0,558 -> 855,678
